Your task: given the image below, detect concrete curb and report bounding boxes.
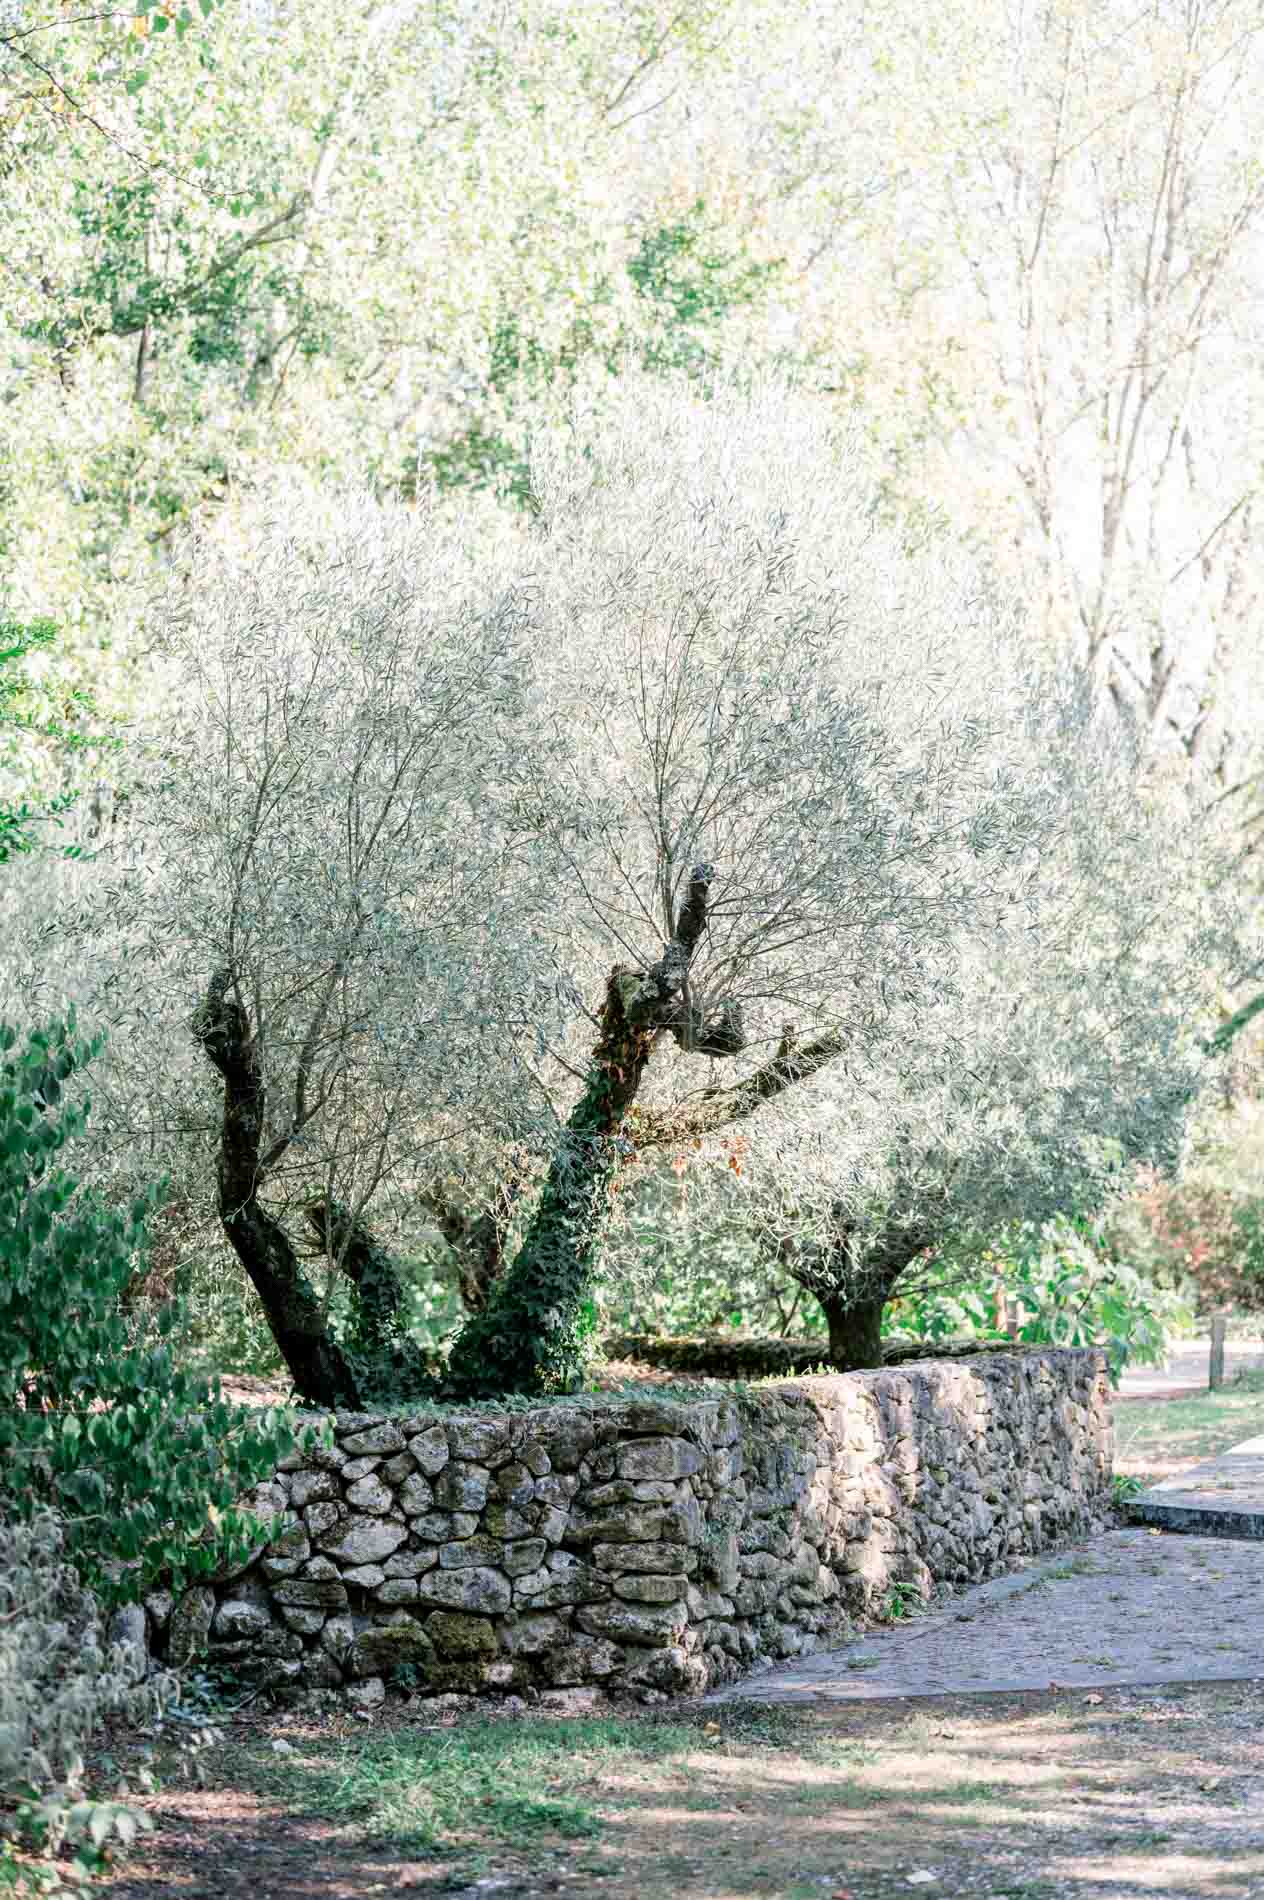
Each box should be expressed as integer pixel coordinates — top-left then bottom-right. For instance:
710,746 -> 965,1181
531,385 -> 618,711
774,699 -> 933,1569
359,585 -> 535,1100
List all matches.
1128,1432 -> 1264,1541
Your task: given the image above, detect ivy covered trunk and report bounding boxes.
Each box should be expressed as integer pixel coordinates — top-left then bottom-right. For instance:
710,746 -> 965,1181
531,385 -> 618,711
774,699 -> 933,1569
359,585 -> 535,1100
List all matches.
445,865 -> 748,1397
441,972 -> 657,1397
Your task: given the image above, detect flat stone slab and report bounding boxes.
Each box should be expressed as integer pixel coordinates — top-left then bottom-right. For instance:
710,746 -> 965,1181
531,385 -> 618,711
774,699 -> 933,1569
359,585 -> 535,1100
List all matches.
706,1525 -> 1264,1703
1128,1432 -> 1264,1539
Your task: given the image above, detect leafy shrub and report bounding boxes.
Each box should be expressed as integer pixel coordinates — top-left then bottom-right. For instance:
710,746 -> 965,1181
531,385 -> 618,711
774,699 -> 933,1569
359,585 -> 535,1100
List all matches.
0,1511 -> 173,1799
0,1012 -> 323,1605
889,1213 -> 1192,1382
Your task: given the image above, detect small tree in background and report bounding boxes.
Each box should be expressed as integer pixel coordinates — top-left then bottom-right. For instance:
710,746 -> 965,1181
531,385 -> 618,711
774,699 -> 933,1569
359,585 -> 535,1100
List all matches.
663,737 -> 1242,1371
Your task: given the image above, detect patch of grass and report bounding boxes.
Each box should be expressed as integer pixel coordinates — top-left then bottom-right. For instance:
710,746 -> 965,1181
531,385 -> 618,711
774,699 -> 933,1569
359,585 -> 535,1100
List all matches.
240,1715 -> 695,1855
933,1779 -> 1004,1804
700,1701 -> 810,1750
1113,1369 -> 1264,1482
790,1781 -> 895,1810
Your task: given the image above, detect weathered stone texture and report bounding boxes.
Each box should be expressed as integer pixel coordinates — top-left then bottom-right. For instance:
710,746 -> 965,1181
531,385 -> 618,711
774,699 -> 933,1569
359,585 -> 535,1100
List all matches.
157,1349 -> 1111,1707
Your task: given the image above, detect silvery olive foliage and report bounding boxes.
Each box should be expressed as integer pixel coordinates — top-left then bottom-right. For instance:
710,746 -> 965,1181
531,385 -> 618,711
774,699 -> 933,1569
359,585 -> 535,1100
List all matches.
5,475 -> 562,1262
639,735 -> 1247,1363
443,370 -> 1241,1388
0,1511 -> 174,1799
7,368 -> 1248,1391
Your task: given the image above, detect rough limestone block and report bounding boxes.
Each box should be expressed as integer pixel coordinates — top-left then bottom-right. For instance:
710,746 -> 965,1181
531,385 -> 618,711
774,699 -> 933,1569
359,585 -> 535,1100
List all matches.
340,1423 -> 405,1456
345,1474 -> 393,1515
346,1624 -> 432,1679
406,1425 -> 450,1476
413,1567 -> 512,1614
616,1437 -> 704,1482
168,1587 -> 215,1667
426,1612 -> 499,1659
613,1573 -> 687,1604
341,1564 -> 387,1588
213,1599 -> 273,1642
434,1463 -> 491,1513
269,1577 -> 349,1610
316,1515 -> 408,1566
399,1473 -> 436,1516
576,1600 -> 688,1647
383,1550 -> 439,1578
289,1471 -> 338,1510
447,1417 -> 512,1464
339,1455 -> 382,1483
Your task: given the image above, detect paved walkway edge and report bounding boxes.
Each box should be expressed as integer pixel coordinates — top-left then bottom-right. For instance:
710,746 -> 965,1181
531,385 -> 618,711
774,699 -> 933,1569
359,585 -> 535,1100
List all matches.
704,1545 -> 1089,1705
1126,1495 -> 1264,1538
1129,1431 -> 1264,1540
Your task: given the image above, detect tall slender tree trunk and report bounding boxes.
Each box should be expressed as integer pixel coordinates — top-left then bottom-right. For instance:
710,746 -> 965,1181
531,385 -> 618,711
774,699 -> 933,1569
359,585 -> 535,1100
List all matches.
445,864 -> 747,1397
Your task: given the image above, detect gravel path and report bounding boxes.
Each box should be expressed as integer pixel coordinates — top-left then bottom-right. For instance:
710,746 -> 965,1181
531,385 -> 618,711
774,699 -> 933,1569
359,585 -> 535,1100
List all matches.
708,1524 -> 1264,1702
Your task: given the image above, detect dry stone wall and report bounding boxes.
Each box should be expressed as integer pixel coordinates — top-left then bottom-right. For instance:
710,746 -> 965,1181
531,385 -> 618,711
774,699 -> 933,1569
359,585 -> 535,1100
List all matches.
147,1348 -> 1112,1708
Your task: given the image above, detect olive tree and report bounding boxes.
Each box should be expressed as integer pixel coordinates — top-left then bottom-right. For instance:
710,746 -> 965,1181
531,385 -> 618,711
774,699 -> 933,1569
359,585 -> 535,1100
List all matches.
15,475 -> 564,1406
687,738 -> 1242,1370
24,367 -> 1214,1402
436,369 -> 1180,1394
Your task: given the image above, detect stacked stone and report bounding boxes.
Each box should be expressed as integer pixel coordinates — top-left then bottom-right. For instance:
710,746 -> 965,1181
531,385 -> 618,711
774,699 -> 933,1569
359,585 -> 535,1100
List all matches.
145,1347 -> 1112,1706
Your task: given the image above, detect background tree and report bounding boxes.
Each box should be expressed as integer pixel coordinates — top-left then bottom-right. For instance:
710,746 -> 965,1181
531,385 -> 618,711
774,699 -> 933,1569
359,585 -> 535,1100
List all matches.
8,0 -> 1261,837
734,756 -> 1236,1370
761,0 -> 1264,774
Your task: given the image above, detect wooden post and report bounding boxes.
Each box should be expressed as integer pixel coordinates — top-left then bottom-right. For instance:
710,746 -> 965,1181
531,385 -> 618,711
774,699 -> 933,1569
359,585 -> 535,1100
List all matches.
1209,1311 -> 1228,1390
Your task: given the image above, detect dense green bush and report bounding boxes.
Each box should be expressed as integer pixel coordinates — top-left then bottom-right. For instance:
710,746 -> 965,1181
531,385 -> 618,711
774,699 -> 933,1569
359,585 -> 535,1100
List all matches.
0,1011 -> 322,1605
886,1213 -> 1192,1382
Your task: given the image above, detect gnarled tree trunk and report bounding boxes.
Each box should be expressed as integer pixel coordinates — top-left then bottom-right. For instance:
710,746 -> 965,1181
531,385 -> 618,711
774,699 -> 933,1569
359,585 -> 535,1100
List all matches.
816,1290 -> 888,1373
193,968 -> 366,1408
783,1197 -> 944,1375
445,865 -> 748,1398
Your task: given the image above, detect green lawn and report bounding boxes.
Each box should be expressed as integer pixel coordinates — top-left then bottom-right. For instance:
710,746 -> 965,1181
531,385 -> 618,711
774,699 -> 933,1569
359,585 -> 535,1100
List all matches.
1111,1369 -> 1264,1484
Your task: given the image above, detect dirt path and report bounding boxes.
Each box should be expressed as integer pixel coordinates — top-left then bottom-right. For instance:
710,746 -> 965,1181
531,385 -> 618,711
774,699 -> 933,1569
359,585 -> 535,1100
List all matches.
84,1374 -> 1264,1899
98,1678 -> 1264,1900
